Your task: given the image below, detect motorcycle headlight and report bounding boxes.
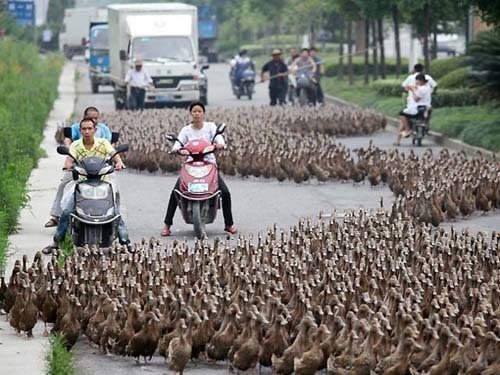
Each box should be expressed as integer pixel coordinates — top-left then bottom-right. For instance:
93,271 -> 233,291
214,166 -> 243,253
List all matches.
105,207 -> 115,217
179,83 -> 198,91
98,165 -> 113,176
185,164 -> 212,178
78,184 -> 110,200
74,166 -> 88,176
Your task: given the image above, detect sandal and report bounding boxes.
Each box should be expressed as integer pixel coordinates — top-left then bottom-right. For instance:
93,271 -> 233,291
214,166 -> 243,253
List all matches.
161,226 -> 172,237
44,217 -> 59,228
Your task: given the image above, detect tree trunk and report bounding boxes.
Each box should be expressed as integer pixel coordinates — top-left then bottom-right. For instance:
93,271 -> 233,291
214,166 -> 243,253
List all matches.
432,24 -> 438,59
392,4 -> 401,78
364,19 -> 370,85
310,22 -> 316,48
377,18 -> 386,79
423,1 -> 431,73
347,19 -> 354,85
371,20 -> 378,81
338,17 -> 345,81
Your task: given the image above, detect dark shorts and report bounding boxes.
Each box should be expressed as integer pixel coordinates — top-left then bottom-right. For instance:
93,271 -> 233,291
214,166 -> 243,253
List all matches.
399,110 -> 418,119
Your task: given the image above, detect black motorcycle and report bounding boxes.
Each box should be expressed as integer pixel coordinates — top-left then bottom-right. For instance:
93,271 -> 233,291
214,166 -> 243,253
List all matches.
57,143 -> 128,247
410,105 -> 429,147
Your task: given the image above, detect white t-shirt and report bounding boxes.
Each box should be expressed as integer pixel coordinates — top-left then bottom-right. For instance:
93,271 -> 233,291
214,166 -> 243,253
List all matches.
404,84 -> 431,115
172,122 -> 225,164
125,68 -> 153,88
402,72 -> 437,91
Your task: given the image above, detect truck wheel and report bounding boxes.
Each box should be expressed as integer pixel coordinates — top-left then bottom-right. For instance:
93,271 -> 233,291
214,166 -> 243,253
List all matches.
91,81 -> 99,94
192,201 -> 204,239
200,95 -> 208,105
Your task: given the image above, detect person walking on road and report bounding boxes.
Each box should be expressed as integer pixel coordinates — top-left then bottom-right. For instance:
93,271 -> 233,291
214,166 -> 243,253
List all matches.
261,49 -> 288,106
125,58 -> 154,110
285,48 -> 299,104
310,47 -> 325,106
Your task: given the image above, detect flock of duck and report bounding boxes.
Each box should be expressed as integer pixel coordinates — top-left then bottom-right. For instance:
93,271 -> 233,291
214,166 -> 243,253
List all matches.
4,104 -> 496,373
1,208 -> 499,374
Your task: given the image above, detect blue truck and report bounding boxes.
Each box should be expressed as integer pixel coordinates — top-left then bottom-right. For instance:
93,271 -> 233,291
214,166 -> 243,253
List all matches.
198,5 -> 218,63
88,22 -> 111,93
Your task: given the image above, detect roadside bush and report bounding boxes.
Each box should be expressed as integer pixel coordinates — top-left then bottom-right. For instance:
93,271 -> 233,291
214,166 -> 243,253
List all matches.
432,89 -> 480,108
371,79 -> 402,97
438,67 -> 469,89
0,38 -> 62,267
429,56 -> 466,79
468,30 -> 500,100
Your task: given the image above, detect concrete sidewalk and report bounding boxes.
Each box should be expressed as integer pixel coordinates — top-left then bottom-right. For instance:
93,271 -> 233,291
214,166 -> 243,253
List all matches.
0,62 -> 75,375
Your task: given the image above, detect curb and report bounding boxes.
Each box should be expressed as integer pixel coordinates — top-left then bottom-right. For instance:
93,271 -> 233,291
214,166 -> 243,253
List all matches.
325,93 -> 496,159
0,62 -> 76,375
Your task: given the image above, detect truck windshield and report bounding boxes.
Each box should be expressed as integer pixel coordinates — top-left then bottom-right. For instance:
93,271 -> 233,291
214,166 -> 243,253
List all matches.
90,28 -> 108,50
132,36 -> 194,62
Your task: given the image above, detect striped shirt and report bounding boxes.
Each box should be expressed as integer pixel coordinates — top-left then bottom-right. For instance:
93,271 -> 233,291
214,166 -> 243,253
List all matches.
70,138 -> 115,161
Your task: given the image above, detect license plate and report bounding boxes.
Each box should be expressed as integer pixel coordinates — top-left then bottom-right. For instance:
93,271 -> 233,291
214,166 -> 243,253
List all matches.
156,95 -> 171,102
158,78 -> 174,84
188,182 -> 208,193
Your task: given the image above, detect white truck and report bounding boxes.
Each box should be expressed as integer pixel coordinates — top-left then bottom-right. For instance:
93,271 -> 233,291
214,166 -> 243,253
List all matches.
59,7 -> 107,59
108,3 -> 207,109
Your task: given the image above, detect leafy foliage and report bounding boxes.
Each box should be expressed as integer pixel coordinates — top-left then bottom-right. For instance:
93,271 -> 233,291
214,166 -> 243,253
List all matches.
438,67 -> 469,89
45,334 -> 75,375
468,30 -> 500,99
0,39 -> 62,269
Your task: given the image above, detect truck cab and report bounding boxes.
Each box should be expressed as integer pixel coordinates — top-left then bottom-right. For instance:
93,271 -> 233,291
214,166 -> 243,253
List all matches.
88,22 -> 111,93
108,4 -> 203,109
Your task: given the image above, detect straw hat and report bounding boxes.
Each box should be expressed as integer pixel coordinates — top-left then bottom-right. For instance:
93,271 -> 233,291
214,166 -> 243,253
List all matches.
271,49 -> 282,55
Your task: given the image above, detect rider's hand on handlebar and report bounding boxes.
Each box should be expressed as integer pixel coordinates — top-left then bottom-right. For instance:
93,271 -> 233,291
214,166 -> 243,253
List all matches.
114,161 -> 126,170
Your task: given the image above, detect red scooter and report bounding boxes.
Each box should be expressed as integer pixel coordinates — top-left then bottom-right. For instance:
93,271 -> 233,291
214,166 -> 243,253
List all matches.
165,123 -> 226,238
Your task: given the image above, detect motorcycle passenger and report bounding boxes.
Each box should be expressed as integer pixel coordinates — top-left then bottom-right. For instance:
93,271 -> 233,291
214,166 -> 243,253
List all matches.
290,48 -> 317,106
261,49 -> 288,106
161,101 -> 237,236
395,73 -> 431,146
233,49 -> 255,90
402,63 -> 437,128
42,118 -> 129,254
45,106 -> 112,228
124,57 -> 154,110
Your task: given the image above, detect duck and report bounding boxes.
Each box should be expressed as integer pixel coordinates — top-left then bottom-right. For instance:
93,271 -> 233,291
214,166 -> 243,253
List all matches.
259,314 -> 289,368
113,302 -> 141,356
59,295 -> 81,350
272,314 -> 316,375
167,318 -> 192,375
99,301 -> 121,354
18,280 -> 38,338
232,312 -> 268,372
206,303 -> 241,361
293,324 -> 331,375
126,311 -> 161,363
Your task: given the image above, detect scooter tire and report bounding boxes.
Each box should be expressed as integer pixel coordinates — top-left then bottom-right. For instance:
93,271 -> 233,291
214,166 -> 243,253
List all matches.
192,201 -> 204,239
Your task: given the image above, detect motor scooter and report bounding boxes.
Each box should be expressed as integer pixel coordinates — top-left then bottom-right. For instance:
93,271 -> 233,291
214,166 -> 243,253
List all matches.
234,68 -> 256,100
56,143 -> 128,247
410,105 -> 429,147
165,123 -> 226,239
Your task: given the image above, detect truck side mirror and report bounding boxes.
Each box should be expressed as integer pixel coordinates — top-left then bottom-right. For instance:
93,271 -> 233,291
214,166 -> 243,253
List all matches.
119,50 -> 127,61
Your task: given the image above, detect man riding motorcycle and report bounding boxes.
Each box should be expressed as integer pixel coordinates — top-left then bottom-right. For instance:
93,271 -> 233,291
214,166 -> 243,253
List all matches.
161,101 -> 237,237
42,117 -> 130,254
232,49 -> 255,90
290,48 -> 317,106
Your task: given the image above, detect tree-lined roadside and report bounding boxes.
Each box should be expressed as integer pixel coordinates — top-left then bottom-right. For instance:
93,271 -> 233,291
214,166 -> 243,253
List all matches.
0,39 -> 62,268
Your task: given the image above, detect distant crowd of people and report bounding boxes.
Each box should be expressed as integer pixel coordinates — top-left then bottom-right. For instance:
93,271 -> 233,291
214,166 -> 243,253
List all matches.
231,47 -> 325,107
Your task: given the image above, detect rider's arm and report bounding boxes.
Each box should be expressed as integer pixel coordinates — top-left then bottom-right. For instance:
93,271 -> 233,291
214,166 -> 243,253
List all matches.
172,127 -> 189,152
310,57 -> 317,74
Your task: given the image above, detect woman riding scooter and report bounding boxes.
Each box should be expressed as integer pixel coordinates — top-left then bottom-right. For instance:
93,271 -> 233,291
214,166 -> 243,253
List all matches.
161,101 -> 237,236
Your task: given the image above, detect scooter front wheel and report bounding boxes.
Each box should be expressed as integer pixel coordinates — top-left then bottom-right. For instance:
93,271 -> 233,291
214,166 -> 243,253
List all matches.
192,201 -> 205,239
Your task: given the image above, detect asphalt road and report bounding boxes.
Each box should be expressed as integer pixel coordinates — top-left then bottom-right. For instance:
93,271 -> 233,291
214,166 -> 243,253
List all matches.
70,58 -> 499,375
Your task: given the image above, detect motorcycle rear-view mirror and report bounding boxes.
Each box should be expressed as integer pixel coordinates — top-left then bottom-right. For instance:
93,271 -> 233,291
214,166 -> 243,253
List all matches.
215,123 -> 226,135
201,64 -> 209,71
57,146 -> 70,155
115,144 -> 129,154
165,133 -> 180,143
